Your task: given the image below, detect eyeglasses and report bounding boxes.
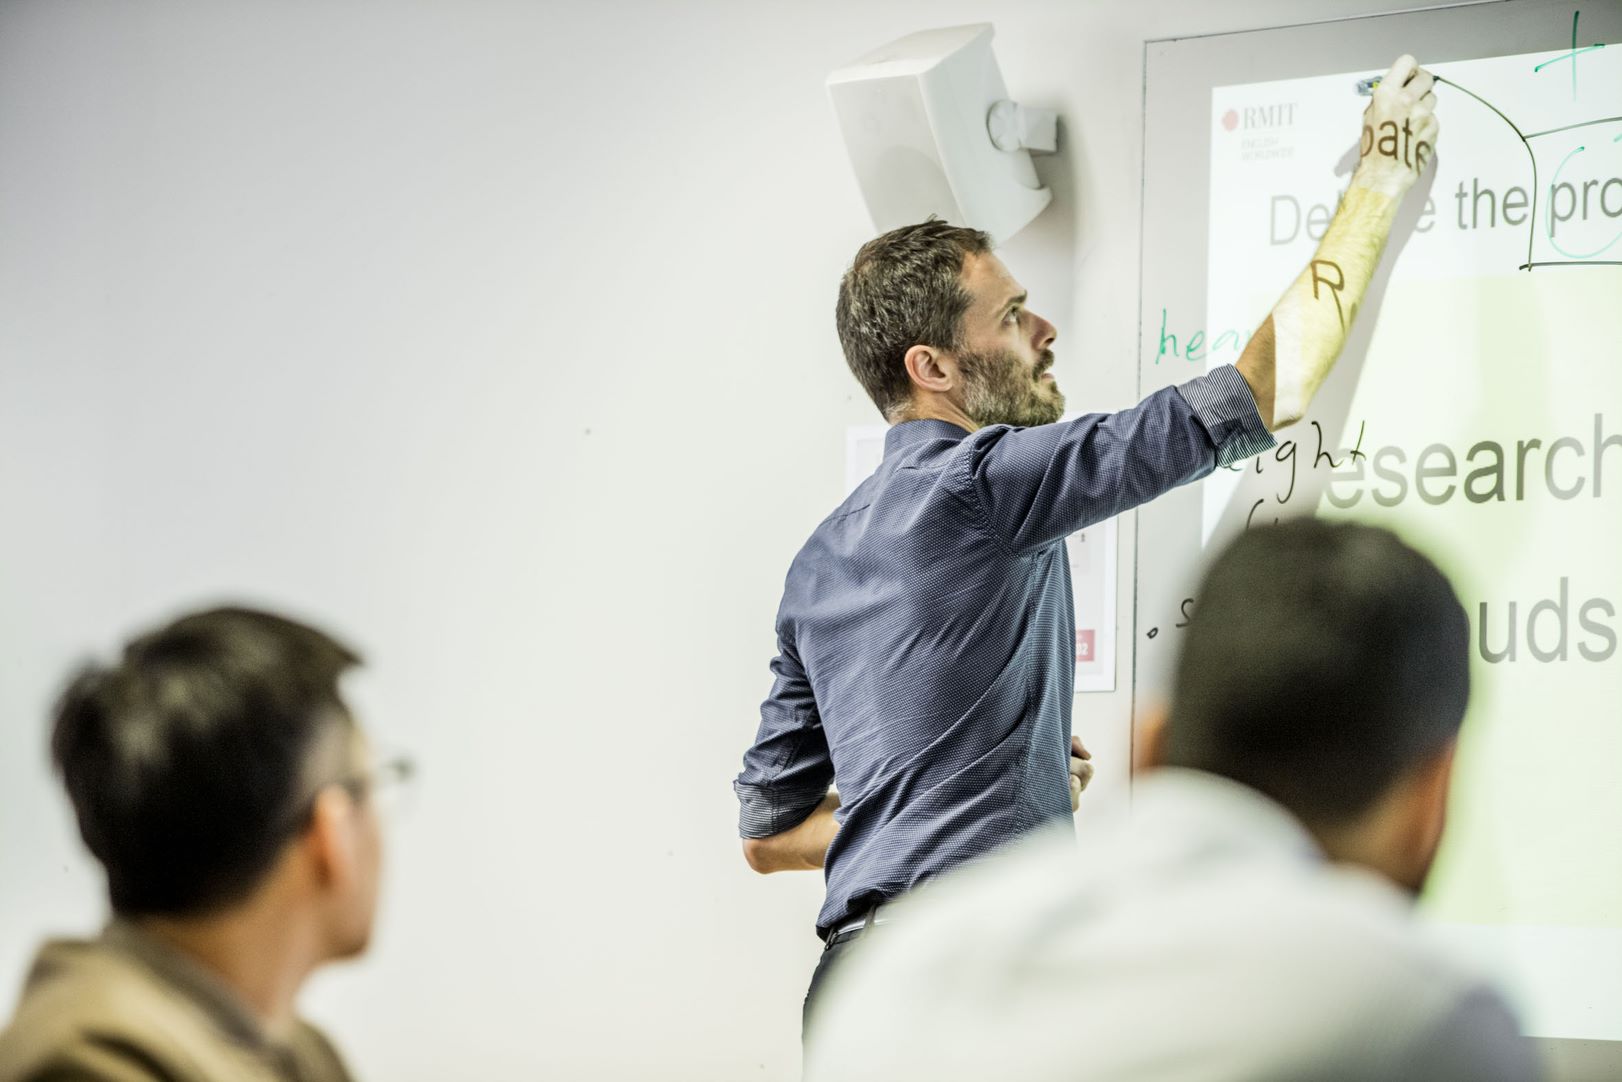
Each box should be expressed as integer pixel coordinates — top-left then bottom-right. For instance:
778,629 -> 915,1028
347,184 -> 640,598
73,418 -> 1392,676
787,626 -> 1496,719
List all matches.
275,752 -> 418,838
331,755 -> 417,806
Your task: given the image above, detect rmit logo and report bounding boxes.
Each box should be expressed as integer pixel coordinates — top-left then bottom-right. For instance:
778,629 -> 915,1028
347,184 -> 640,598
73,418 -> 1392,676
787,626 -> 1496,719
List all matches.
1241,102 -> 1297,129
1221,103 -> 1298,131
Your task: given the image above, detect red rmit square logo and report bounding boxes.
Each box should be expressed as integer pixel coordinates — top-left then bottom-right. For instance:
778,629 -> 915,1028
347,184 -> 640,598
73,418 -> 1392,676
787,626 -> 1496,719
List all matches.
1076,629 -> 1096,663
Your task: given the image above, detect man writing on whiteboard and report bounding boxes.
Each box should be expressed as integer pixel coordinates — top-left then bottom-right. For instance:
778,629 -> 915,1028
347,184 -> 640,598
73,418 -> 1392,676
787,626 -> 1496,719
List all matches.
734,55 -> 1440,1035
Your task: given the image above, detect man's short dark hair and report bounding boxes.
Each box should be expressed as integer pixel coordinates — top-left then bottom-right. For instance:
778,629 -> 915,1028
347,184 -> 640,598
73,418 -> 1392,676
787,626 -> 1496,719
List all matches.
835,219 -> 993,420
51,606 -> 361,916
1164,519 -> 1470,827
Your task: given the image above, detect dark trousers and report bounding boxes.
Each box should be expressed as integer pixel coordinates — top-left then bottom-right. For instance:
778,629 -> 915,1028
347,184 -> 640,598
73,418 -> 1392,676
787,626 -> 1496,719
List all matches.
802,925 -> 869,1045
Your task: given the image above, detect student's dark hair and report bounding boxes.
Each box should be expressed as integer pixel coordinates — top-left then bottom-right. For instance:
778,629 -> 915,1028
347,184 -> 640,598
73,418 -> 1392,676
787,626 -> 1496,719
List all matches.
1163,519 -> 1469,827
51,606 -> 361,916
835,218 -> 993,420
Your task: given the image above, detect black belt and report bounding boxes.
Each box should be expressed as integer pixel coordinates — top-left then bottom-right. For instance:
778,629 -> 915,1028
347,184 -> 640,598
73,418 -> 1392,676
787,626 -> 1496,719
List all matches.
823,904 -> 890,949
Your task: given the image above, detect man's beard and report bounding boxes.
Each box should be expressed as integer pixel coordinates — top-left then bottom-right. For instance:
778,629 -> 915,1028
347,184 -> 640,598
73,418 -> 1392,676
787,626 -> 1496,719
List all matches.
958,346 -> 1066,428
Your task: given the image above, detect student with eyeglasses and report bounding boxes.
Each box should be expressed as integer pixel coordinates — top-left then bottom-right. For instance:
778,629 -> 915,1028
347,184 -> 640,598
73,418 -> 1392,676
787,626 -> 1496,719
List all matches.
0,606 -> 413,1082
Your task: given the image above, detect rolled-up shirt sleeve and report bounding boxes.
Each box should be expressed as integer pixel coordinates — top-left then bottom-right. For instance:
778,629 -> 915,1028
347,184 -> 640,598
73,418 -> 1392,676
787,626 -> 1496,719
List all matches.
959,364 -> 1275,555
734,631 -> 834,838
1175,364 -> 1277,467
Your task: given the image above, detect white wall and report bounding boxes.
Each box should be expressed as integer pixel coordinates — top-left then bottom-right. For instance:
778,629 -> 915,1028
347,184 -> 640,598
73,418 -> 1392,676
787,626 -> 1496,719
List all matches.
0,1 -> 1421,1078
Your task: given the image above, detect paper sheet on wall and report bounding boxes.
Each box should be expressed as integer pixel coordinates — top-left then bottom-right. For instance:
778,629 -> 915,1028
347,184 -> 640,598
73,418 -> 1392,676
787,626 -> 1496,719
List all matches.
1068,515 -> 1117,692
845,422 -> 1118,693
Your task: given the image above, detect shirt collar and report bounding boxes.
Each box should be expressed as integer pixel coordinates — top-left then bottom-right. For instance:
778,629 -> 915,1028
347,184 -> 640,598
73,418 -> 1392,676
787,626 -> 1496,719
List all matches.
883,419 -> 974,457
1129,768 -> 1327,865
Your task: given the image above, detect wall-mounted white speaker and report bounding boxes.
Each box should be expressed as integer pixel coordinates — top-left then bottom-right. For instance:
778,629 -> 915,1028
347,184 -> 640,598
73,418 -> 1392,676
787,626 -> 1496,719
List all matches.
827,24 -> 1056,244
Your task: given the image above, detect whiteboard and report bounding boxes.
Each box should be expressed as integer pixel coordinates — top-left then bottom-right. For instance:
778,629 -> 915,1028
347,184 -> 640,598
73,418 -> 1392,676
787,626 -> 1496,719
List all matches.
1137,0 -> 1622,1065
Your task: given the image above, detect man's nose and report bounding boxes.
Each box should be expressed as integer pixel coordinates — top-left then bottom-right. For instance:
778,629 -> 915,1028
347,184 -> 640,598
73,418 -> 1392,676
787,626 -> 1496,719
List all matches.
1033,314 -> 1057,352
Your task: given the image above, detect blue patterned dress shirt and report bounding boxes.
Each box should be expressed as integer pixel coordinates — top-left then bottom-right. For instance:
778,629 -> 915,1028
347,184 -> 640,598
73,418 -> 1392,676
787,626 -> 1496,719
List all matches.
735,365 -> 1276,937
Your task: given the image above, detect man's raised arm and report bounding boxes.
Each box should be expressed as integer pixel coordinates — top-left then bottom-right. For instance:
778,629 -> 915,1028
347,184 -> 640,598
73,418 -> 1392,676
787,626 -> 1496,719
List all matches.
1237,55 -> 1439,430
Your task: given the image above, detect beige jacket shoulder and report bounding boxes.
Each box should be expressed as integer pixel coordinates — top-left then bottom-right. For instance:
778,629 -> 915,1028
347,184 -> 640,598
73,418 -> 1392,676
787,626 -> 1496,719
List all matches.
0,925 -> 353,1082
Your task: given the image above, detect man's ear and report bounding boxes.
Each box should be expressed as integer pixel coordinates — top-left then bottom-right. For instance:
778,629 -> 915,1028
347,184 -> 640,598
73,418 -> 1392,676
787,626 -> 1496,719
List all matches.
303,787 -> 358,893
1401,739 -> 1457,883
903,344 -> 958,396
1132,699 -> 1171,776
